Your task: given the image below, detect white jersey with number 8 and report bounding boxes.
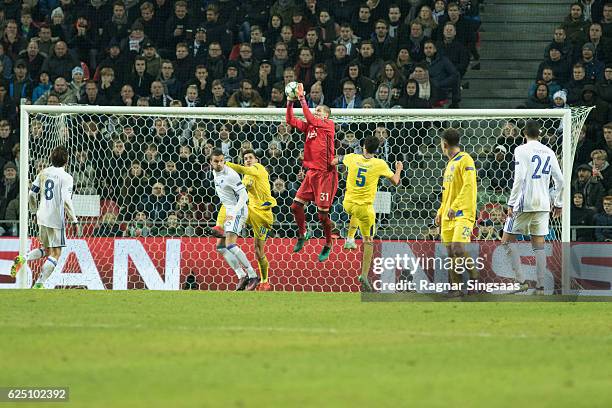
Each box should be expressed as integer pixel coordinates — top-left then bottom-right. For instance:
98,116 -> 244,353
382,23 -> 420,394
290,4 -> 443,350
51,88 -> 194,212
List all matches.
30,166 -> 78,229
507,140 -> 564,213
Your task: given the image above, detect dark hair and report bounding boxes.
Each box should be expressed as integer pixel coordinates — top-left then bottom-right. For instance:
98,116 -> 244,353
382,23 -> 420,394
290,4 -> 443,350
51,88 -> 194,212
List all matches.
524,120 -> 541,139
441,128 -> 461,147
50,146 -> 68,167
242,149 -> 258,160
210,148 -> 224,159
363,135 -> 380,154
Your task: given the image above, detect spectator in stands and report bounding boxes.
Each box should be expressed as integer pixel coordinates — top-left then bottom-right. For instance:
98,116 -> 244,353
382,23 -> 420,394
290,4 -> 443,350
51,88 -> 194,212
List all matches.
268,83 -> 286,107
50,7 -> 69,43
580,0 -> 604,23
271,176 -> 293,230
337,131 -> 362,156
0,162 -> 18,217
413,4 -> 438,38
303,28 -> 329,64
0,120 -> 15,165
405,21 -> 427,62
375,125 -> 403,165
221,61 -> 242,95
270,41 -> 291,83
69,66 -> 85,100
437,2 -> 480,68
147,80 -> 172,107
372,20 -> 399,62
580,42 -> 605,81
201,5 -> 230,55
325,43 -> 350,100
124,211 -> 152,237
597,64 -> 612,104
586,23 -> 611,63
423,40 -> 461,107
562,2 -> 590,46
173,42 -> 194,84
68,15 -> 96,68
594,195 -> 612,241
41,40 -> 79,81
236,43 -> 259,84
175,192 -> 198,225
32,71 -> 51,104
157,60 -> 182,99
93,212 -> 123,237
141,42 -> 161,79
343,61 -> 376,99
333,79 -> 362,108
590,148 -> 612,191
18,41 -> 45,82
156,212 -> 195,237
529,67 -> 562,99
294,47 -> 315,90
574,125 -> 597,168
571,191 -> 596,241
249,26 -> 269,62
35,76 -> 77,105
395,47 -> 414,79
356,40 -> 384,81
373,83 -> 392,108
71,149 -> 97,195
8,60 -> 33,105
573,163 -> 606,210
387,4 -> 405,39
409,63 -> 442,106
270,0 -> 297,26
256,60 -> 274,100
33,24 -> 53,58
280,25 -> 299,60
306,81 -> 325,107
291,9 -> 311,41
163,0 -> 192,52
580,84 -> 611,129
115,84 -> 138,106
544,26 -> 574,60
526,83 -> 551,108
0,44 -> 13,82
397,79 -> 432,108
228,79 -> 265,108
553,90 -> 569,109
266,14 -> 284,48
334,23 -> 358,59
437,22 -> 470,78
216,123 -> 239,161
479,145 -> 513,192
567,63 -> 592,104
142,182 -> 172,223
377,62 -> 405,95
602,2 -> 612,38
209,79 -> 228,107
352,3 -> 374,40
315,10 -> 336,46
2,19 -> 26,61
538,44 -> 572,87
79,79 -> 108,105
120,160 -> 150,217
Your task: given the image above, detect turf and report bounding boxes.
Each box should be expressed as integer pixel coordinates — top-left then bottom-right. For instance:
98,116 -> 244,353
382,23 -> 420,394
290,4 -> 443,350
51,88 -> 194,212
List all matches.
0,291 -> 611,408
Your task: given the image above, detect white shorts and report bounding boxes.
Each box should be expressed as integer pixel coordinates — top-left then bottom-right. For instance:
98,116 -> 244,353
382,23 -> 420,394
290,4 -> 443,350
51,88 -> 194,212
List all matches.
223,207 -> 248,236
504,211 -> 549,236
39,225 -> 66,248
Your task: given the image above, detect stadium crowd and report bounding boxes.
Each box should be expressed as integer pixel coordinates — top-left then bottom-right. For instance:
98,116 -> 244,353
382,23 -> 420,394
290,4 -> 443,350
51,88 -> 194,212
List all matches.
0,0 -> 483,238
526,1 -> 612,241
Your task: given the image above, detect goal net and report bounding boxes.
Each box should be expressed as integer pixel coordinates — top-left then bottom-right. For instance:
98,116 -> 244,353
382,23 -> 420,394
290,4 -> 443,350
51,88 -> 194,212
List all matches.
15,106 -> 591,293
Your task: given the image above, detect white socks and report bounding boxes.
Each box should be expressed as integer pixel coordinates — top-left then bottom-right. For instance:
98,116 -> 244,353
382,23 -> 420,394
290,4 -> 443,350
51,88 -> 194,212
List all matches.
36,256 -> 57,285
534,248 -> 547,288
503,243 -> 524,282
26,248 -> 45,261
227,244 -> 257,278
217,247 -> 246,278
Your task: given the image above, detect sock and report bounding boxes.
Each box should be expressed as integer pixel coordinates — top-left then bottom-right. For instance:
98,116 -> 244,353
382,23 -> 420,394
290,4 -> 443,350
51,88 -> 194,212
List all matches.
448,256 -> 463,285
217,246 -> 246,278
258,256 -> 269,283
361,241 -> 374,278
228,244 -> 257,278
347,217 -> 358,240
26,248 -> 45,261
503,242 -> 523,282
318,211 -> 333,246
534,248 -> 547,288
36,256 -> 57,284
290,201 -> 306,237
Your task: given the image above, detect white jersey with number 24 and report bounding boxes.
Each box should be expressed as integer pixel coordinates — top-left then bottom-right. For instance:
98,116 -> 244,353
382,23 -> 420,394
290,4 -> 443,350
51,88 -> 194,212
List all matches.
508,140 -> 564,213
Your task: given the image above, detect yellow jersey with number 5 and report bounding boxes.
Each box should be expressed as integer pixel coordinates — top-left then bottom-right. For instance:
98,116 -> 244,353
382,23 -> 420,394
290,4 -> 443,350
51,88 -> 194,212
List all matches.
437,151 -> 477,223
343,153 -> 394,206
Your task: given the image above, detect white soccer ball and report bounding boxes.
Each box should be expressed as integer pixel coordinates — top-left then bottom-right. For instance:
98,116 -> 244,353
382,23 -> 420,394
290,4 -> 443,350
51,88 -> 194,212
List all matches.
285,81 -> 299,99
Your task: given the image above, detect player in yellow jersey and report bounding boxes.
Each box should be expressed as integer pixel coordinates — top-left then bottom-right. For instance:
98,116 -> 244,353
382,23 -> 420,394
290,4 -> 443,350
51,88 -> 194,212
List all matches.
435,128 -> 478,296
213,150 -> 277,291
335,135 -> 403,292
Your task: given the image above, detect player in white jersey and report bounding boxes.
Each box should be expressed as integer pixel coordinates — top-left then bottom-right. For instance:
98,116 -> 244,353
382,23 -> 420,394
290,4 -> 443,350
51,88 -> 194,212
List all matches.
501,120 -> 564,294
210,148 -> 260,291
10,146 -> 79,288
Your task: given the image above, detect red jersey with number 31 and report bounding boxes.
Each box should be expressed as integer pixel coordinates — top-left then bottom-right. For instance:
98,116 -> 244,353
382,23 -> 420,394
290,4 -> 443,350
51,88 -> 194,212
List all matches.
286,98 -> 335,172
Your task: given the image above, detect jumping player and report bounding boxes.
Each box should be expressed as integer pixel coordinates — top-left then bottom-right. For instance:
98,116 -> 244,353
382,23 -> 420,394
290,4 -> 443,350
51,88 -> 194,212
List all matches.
11,146 -> 79,288
335,135 -> 403,291
213,150 -> 276,291
286,82 -> 337,262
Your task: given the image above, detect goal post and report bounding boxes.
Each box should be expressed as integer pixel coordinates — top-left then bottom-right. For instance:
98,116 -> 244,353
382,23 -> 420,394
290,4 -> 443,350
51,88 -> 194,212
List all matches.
15,105 -> 592,293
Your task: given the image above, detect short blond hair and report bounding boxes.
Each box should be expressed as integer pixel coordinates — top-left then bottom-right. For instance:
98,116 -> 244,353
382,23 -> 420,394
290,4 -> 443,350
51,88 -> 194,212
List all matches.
591,149 -> 608,160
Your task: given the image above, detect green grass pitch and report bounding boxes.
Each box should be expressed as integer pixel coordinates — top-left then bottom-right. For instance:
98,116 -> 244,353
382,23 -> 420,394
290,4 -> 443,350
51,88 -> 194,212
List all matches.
1,291 -> 611,407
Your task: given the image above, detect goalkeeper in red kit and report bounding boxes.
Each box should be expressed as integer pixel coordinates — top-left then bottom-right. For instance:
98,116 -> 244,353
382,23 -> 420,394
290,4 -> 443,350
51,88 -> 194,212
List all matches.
286,82 -> 337,261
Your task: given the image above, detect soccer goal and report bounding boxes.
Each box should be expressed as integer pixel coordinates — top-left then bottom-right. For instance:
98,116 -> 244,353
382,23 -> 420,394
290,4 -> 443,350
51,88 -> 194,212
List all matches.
12,105 -> 592,293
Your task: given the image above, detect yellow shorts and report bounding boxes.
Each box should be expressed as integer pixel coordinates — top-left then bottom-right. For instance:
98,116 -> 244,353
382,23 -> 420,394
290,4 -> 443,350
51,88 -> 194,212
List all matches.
216,205 -> 274,240
344,201 -> 375,237
441,218 -> 474,243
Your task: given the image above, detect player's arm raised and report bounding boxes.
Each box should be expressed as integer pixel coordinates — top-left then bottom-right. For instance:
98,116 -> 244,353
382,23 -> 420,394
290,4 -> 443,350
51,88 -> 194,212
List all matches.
297,83 -> 327,128
285,90 -> 308,133
507,148 -> 528,216
226,161 -> 260,176
449,157 -> 477,219
386,161 -> 404,186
